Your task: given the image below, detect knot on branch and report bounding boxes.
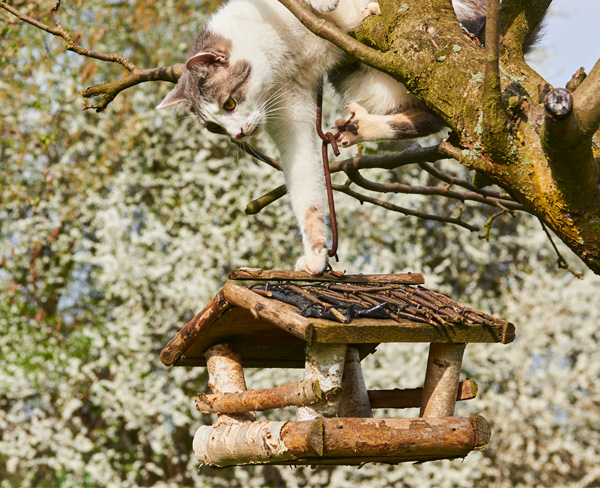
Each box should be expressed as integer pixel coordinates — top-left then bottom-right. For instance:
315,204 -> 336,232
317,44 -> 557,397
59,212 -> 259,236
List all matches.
543,88 -> 573,121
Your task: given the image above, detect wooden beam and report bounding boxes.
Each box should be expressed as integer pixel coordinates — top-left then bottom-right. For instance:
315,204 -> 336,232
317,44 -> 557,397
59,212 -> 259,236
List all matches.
160,290 -> 231,366
230,268 -> 425,285
222,281 -> 309,339
195,379 -> 322,414
420,343 -> 466,418
193,416 -> 490,467
305,318 -> 515,344
368,379 -> 478,409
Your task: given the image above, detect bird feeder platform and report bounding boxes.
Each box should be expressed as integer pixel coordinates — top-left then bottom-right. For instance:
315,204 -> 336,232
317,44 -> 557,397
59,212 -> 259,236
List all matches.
161,268 -> 515,468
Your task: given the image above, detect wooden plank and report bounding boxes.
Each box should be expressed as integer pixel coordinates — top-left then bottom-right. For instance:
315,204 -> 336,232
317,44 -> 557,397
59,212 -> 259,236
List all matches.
305,317 -> 515,344
229,268 -> 425,285
223,281 -> 309,339
160,290 -> 231,366
368,378 -> 478,409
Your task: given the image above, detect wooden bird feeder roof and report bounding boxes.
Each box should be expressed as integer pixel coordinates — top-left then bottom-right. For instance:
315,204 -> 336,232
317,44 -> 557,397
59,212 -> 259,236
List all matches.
161,268 -> 515,369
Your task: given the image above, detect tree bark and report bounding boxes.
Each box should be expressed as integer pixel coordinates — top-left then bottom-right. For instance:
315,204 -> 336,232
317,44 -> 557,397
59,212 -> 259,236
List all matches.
420,343 -> 466,417
205,343 -> 255,424
195,379 -> 322,414
277,0 -> 600,276
193,416 -> 490,467
338,347 -> 373,417
296,342 -> 347,420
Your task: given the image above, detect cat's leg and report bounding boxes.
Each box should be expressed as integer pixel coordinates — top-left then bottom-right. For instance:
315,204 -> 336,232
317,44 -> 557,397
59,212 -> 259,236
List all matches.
267,89 -> 330,275
303,0 -> 340,14
335,103 -> 443,146
330,62 -> 444,145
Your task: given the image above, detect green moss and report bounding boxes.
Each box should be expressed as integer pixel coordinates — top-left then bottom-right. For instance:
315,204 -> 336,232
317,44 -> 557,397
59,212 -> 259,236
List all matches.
471,73 -> 484,83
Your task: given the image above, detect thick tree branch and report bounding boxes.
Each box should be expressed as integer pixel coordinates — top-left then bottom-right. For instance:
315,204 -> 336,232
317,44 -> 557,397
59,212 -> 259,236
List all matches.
500,0 -> 553,56
276,0 -> 392,71
481,0 -> 510,157
574,58 -> 600,139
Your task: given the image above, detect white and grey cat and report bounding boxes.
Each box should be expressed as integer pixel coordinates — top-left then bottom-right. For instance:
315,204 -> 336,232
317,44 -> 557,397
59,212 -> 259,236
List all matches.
158,0 -> 487,275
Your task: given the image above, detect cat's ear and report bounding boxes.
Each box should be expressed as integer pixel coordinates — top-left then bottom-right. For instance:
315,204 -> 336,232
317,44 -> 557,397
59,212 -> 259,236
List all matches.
186,51 -> 228,76
156,83 -> 188,110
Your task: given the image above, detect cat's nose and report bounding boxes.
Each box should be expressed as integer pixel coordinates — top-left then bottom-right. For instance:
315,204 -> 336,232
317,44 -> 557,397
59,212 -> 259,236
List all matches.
234,129 -> 245,140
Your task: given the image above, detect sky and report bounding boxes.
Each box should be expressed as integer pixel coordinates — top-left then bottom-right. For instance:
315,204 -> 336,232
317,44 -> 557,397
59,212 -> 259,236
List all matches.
528,0 -> 600,86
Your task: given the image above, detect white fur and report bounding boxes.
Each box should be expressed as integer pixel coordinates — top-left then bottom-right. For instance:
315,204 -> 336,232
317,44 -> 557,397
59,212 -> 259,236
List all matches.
165,0 -> 484,274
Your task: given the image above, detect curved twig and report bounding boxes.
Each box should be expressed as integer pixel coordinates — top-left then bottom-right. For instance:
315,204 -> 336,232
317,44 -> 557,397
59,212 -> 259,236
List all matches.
333,183 -> 479,232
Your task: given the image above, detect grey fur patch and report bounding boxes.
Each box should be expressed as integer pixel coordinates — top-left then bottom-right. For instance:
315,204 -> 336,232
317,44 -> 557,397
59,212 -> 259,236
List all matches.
174,28 -> 252,122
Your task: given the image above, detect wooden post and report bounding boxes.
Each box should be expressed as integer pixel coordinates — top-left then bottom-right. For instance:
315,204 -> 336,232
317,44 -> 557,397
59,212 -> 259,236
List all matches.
419,343 -> 466,417
338,347 -> 372,417
205,343 -> 255,424
296,342 -> 346,420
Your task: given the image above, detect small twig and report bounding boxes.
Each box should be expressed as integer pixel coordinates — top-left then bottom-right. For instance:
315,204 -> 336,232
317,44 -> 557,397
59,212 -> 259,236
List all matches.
333,184 -> 479,232
478,209 -> 509,241
540,221 -> 584,279
50,1 -> 61,12
1,1 -> 137,71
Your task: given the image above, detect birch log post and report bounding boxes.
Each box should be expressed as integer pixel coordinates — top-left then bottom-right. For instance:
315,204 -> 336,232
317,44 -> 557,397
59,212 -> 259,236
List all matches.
296,342 -> 347,420
338,347 -> 373,417
419,343 -> 466,417
205,343 -> 255,424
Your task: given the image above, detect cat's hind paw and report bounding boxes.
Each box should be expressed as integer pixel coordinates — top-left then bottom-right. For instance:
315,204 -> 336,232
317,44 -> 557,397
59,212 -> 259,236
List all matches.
295,249 -> 329,276
361,2 -> 381,16
334,102 -> 369,147
307,0 -> 339,13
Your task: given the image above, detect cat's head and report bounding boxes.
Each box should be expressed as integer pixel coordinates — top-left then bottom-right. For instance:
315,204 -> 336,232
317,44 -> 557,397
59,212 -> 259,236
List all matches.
158,30 -> 264,141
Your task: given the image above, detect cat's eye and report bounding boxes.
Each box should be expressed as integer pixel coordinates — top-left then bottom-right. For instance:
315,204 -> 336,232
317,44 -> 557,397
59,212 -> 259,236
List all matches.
222,97 -> 237,111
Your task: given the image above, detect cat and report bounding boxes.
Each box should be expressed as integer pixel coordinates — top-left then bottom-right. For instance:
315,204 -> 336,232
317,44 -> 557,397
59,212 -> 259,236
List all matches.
158,0 -> 488,275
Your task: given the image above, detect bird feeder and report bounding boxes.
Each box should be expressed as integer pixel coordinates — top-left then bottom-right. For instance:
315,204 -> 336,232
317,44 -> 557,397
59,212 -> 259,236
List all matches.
161,268 -> 515,467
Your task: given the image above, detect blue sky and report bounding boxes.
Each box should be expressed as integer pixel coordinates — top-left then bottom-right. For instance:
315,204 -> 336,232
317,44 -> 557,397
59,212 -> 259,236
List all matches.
528,0 -> 600,86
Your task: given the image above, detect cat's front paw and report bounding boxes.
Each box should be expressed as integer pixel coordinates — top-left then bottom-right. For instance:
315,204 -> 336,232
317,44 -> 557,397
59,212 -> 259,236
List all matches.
295,249 -> 329,276
334,102 -> 368,147
361,2 -> 381,16
307,0 -> 339,13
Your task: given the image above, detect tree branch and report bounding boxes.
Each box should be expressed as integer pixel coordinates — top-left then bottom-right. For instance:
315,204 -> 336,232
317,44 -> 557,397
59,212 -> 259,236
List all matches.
276,0 -> 392,70
81,64 -> 184,112
333,182 -> 479,232
481,0 -> 510,157
1,1 -> 137,71
1,1 -> 184,112
573,58 -> 600,139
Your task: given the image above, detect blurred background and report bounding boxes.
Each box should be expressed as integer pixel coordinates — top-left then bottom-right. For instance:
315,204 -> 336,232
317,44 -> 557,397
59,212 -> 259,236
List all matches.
1,1 -> 600,486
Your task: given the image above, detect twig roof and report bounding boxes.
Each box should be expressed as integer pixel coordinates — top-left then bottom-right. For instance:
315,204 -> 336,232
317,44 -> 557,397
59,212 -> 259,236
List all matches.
160,269 -> 515,369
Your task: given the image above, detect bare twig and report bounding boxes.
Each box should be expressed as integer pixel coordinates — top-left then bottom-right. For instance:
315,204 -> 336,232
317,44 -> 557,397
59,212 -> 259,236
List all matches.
1,1 -> 137,71
333,183 -> 479,232
540,221 -> 584,280
482,0 -> 510,156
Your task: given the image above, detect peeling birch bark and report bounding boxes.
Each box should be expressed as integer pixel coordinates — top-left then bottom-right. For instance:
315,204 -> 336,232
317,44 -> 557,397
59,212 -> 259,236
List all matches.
193,416 -> 490,467
296,343 -> 346,420
419,343 -> 466,417
193,421 -> 294,466
338,347 -> 372,417
205,343 -> 255,424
